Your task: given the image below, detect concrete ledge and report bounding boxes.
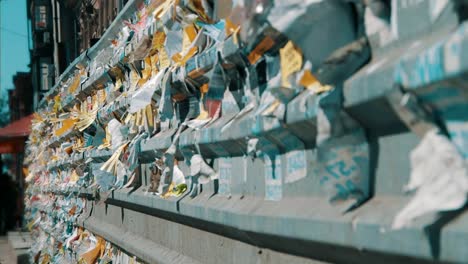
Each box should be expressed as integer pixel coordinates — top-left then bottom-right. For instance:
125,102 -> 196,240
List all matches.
7,232 -> 32,264
78,215 -> 201,264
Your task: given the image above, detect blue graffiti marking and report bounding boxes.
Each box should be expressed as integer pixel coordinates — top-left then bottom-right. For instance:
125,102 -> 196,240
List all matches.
325,160 -> 357,179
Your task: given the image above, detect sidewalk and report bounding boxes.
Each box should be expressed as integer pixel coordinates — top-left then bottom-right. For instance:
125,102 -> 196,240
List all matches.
0,236 -> 16,264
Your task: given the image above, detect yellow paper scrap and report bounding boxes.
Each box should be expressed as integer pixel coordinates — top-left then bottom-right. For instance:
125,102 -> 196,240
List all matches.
70,169 -> 79,183
98,126 -> 112,150
100,143 -> 128,175
150,54 -> 159,75
137,56 -> 153,87
97,90 -> 107,105
247,36 -> 275,65
83,96 -> 90,113
314,84 -> 333,93
135,110 -> 142,127
73,98 -> 98,132
188,0 -> 211,22
161,183 -> 175,198
195,90 -> 209,120
182,25 -> 197,55
68,72 -> 82,94
22,167 -> 29,177
299,70 -> 332,93
172,47 -> 197,66
129,70 -> 140,92
162,182 -> 187,198
54,119 -> 76,137
299,70 -> 318,88
113,78 -> 123,92
109,67 -> 125,83
139,109 -> 146,127
280,41 -> 303,88
91,94 -> 98,110
124,112 -> 134,125
145,104 -> 154,128
75,110 -> 97,132
154,0 -> 174,19
145,56 -> 153,77
53,95 -> 61,112
80,237 -> 105,264
159,49 -> 171,69
151,31 -> 166,53
262,100 -> 281,116
225,18 -> 239,38
40,254 -> 50,264
200,83 -> 209,94
72,137 -> 85,152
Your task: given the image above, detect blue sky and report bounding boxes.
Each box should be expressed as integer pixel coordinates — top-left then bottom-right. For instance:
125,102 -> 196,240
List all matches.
1,0 -> 30,92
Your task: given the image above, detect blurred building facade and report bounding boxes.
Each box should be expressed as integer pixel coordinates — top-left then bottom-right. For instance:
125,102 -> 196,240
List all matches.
2,71 -> 34,231
27,0 -> 129,110
0,0 -> 131,230
9,72 -> 33,122
6,72 -> 33,189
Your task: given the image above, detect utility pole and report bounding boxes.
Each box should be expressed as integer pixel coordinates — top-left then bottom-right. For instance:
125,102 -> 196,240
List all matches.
0,0 -> 3,94
0,0 -> 7,129
0,0 -> 2,173
51,0 -> 59,82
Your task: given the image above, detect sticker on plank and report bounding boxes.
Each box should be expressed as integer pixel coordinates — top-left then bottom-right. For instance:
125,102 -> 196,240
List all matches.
276,129 -> 308,184
285,149 -> 307,183
264,154 -> 282,201
218,158 -> 232,196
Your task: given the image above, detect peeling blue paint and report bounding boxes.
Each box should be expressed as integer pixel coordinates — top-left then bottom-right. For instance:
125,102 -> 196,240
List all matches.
264,154 -> 282,201
394,43 -> 445,88
317,130 -> 369,203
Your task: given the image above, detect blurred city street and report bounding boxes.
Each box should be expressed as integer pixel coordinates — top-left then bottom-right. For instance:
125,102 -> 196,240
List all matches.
0,237 -> 15,264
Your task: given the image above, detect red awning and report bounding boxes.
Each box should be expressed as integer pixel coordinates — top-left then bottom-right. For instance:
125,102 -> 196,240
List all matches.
0,115 -> 33,139
0,115 -> 33,153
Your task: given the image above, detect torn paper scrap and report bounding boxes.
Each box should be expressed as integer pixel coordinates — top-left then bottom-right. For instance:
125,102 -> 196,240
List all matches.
107,119 -> 125,151
190,154 -> 218,184
392,129 -> 468,229
128,70 -> 165,114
